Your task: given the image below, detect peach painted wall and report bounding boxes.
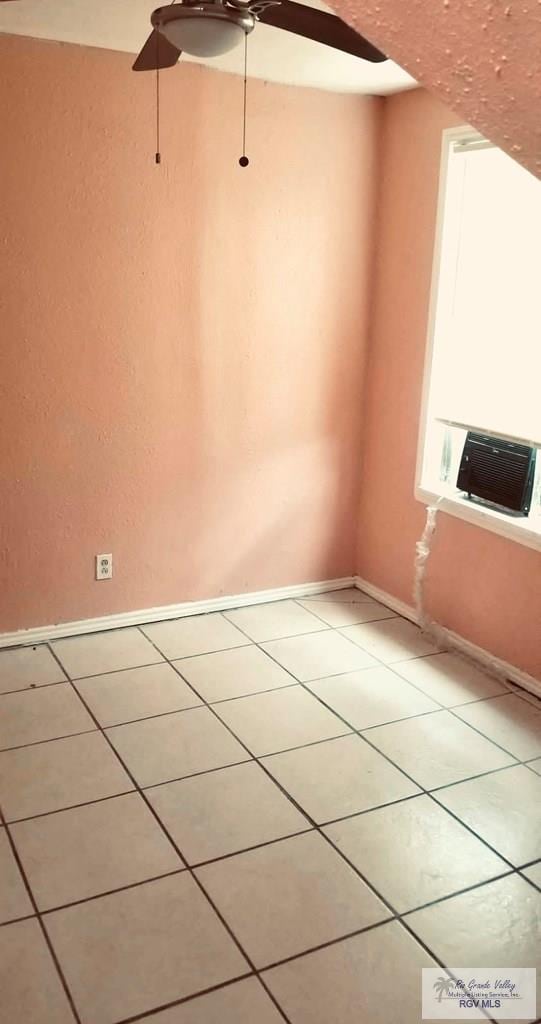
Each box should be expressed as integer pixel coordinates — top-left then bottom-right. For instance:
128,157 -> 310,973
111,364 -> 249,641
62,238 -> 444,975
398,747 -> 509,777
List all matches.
357,87 -> 541,680
0,34 -> 380,633
330,0 -> 541,179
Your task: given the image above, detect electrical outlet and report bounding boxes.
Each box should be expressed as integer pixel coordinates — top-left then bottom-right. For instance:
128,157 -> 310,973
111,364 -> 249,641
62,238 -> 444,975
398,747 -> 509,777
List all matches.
95,553 -> 113,581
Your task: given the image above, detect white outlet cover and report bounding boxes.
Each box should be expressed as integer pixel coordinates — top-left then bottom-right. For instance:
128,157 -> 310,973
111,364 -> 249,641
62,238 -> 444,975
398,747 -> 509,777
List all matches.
95,553 -> 113,580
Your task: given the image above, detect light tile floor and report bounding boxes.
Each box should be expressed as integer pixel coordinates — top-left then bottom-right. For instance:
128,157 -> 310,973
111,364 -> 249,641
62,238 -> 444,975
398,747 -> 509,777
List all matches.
0,587 -> 540,1024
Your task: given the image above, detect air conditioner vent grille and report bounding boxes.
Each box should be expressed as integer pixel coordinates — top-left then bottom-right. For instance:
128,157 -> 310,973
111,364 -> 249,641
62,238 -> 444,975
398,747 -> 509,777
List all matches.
457,432 -> 536,515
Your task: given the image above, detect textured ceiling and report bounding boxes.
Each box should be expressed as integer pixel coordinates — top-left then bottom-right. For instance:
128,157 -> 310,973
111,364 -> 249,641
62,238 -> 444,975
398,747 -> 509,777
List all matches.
328,0 -> 541,178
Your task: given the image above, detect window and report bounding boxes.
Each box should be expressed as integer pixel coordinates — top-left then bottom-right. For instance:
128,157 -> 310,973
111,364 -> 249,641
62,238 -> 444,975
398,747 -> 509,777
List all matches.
416,126 -> 541,550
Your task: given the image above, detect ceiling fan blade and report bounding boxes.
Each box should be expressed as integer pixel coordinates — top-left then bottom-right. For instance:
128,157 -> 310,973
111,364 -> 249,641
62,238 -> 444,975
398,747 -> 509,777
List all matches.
254,1 -> 386,62
132,29 -> 181,72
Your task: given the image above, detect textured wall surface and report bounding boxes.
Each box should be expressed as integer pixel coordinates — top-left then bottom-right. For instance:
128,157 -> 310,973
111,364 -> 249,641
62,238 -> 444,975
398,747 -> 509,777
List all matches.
0,35 -> 380,632
357,87 -> 541,679
330,0 -> 541,179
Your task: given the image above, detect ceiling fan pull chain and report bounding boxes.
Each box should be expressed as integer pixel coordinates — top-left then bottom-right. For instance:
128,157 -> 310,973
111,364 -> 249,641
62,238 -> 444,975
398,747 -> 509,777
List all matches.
239,31 -> 249,168
155,31 -> 161,164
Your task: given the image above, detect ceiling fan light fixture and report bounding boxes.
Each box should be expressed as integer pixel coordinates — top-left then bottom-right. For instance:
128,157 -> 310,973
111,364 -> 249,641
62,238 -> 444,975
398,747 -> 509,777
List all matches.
160,13 -> 248,57
134,2 -> 388,74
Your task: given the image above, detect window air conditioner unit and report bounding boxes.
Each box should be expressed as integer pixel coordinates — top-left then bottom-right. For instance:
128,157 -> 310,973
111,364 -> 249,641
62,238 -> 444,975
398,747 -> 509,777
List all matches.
457,432 -> 536,517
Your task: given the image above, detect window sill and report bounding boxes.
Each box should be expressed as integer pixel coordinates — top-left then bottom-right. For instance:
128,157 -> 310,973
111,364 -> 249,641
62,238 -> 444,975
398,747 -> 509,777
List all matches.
416,484 -> 541,552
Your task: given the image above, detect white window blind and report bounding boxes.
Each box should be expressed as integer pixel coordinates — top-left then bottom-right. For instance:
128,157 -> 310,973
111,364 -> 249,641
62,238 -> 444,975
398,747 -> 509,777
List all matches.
427,139 -> 541,447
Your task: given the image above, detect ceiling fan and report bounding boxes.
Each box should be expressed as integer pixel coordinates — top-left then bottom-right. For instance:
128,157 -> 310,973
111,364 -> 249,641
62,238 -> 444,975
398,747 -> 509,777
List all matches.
130,1 -> 387,166
131,1 -> 387,71
0,0 -> 387,69
1,0 -> 387,165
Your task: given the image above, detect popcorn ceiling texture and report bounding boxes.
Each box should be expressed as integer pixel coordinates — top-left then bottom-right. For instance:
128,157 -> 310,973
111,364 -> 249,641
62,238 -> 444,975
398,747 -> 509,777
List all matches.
330,0 -> 541,179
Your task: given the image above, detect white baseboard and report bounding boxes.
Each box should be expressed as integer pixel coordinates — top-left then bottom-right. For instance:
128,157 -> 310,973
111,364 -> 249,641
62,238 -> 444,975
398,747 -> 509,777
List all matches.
354,577 -> 418,625
0,576 -> 356,650
3,572 -> 538,702
355,575 -> 541,700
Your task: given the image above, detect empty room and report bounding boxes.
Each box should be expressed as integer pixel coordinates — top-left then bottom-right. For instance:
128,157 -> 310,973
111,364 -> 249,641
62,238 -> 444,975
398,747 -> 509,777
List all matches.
0,1 -> 540,1021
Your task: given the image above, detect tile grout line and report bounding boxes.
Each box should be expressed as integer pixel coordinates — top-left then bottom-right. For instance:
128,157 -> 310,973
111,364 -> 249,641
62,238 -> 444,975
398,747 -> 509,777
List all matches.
0,678 -> 68,697
0,802 -> 83,1024
514,854 -> 541,872
43,642 -> 293,1024
0,726 -> 99,755
3,788 -> 139,826
517,869 -> 541,894
112,973 -> 256,1024
422,759 -> 535,793
221,608 -> 398,639
36,868 -> 187,918
399,868 -> 517,919
437,700 -> 538,764
0,910 -> 41,930
258,916 -> 415,971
